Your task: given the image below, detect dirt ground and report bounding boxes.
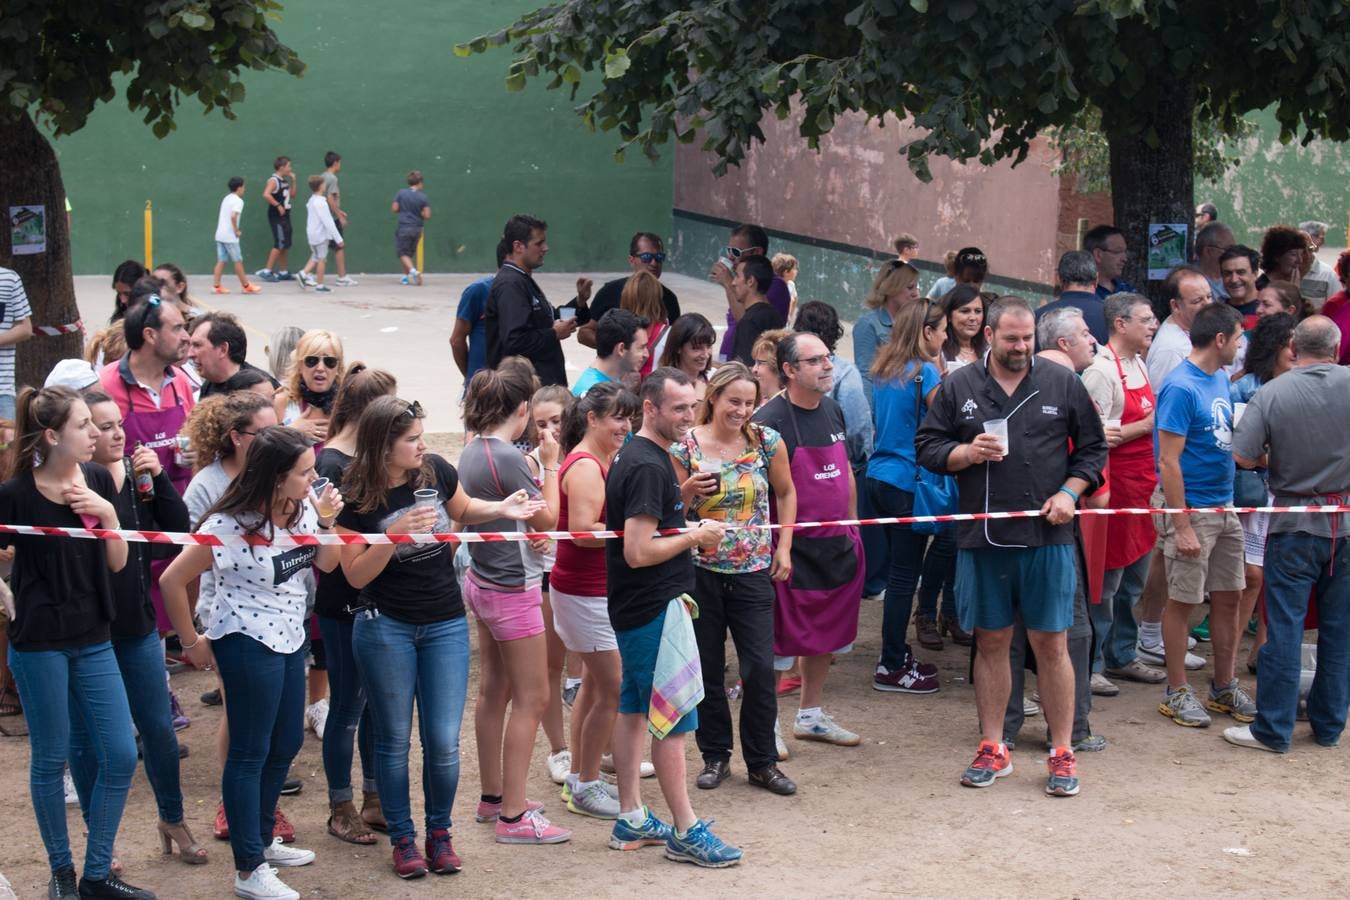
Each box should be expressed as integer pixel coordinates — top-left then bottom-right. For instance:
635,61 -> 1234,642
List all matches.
2,438 -> 1347,898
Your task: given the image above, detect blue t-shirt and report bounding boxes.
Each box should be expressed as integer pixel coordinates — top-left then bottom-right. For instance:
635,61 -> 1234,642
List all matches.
456,275 -> 492,383
1154,359 -> 1235,505
866,360 -> 942,490
571,366 -> 613,397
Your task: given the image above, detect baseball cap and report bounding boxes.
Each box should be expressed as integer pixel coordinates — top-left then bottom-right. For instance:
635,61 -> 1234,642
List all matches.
44,359 -> 100,391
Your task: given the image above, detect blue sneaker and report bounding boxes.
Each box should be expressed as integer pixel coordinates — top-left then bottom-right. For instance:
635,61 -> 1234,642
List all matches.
276,271 -> 295,281
664,819 -> 742,868
607,807 -> 672,851
254,269 -> 279,282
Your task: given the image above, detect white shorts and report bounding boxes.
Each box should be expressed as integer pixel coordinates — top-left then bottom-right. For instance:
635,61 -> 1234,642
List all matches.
548,587 -> 616,653
309,242 -> 329,262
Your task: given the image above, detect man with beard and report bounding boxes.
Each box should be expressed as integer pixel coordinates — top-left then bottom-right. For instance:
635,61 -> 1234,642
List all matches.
604,367 -> 740,867
916,298 -> 1106,797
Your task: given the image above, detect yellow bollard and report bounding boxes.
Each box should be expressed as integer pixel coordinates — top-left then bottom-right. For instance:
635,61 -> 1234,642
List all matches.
416,232 -> 425,274
144,200 -> 153,269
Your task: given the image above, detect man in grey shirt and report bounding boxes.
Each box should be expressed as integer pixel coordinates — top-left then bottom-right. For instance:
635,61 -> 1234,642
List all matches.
1226,316 -> 1350,753
322,150 -> 357,286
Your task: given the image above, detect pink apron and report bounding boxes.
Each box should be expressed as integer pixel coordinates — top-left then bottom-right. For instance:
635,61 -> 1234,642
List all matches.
120,378 -> 191,633
771,403 -> 864,657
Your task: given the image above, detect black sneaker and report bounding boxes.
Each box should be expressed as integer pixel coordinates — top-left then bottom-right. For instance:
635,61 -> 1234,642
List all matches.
695,759 -> 730,790
49,866 -> 78,900
280,777 -> 303,796
200,688 -> 222,706
747,764 -> 797,795
77,873 -> 156,899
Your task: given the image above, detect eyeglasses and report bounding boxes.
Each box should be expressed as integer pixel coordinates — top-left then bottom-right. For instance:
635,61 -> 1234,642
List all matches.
399,400 -> 425,420
635,252 -> 666,264
795,354 -> 830,367
752,358 -> 776,369
725,245 -> 764,259
304,355 -> 339,369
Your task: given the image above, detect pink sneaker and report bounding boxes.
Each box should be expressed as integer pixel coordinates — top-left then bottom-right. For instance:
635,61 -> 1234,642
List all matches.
474,797 -> 543,824
494,808 -> 571,844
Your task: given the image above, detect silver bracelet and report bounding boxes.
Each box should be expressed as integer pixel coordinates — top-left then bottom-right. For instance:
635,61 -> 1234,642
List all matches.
181,634 -> 201,650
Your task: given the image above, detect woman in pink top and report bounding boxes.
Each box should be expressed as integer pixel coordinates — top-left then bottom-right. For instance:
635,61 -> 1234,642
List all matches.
548,381 -> 639,818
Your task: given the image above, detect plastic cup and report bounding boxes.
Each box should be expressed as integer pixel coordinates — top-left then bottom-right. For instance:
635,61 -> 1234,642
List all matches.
414,488 -> 440,509
982,418 -> 1009,457
559,307 -> 577,321
1104,418 -> 1122,430
696,459 -> 721,475
310,477 -> 337,520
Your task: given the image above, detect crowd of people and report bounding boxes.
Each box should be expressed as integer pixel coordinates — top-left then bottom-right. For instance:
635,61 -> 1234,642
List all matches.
0,205 -> 1347,899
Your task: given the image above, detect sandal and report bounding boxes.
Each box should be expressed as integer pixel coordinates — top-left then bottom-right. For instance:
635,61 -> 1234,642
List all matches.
327,800 -> 376,845
157,820 -> 209,865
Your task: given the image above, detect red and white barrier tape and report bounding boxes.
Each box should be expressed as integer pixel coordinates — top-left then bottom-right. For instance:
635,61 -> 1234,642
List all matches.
1,505 -> 1346,548
34,320 -> 84,337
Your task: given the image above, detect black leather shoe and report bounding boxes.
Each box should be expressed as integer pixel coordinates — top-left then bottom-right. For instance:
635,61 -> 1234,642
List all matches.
49,866 -> 78,900
280,777 -> 302,796
77,874 -> 156,899
695,758 -> 731,790
748,764 -> 797,796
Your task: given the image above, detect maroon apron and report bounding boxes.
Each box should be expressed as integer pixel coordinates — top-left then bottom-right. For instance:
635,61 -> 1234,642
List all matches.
1103,348 -> 1157,571
120,377 -> 191,633
772,403 -> 864,657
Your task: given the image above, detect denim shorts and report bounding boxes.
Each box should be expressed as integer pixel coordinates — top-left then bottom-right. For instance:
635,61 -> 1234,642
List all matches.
215,240 -> 242,262
955,544 -> 1075,632
615,606 -> 698,734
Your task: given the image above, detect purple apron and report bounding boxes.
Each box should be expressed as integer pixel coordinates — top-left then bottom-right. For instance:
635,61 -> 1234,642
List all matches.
120,377 -> 191,633
772,403 -> 865,657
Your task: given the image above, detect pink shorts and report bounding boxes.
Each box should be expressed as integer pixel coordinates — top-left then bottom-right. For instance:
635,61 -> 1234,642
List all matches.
464,572 -> 545,642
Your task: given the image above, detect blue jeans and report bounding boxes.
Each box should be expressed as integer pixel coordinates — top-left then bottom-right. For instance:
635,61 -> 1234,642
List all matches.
1091,551 -> 1150,672
859,474 -> 890,596
214,632 -> 306,873
8,640 -> 137,878
353,611 -> 470,843
867,478 -> 928,669
318,615 -> 376,803
70,630 -> 184,824
1251,532 -> 1350,752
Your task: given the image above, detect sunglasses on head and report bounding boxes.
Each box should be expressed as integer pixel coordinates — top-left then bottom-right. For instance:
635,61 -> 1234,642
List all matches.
725,245 -> 763,259
303,355 -> 339,369
398,400 -> 425,420
635,252 -> 666,264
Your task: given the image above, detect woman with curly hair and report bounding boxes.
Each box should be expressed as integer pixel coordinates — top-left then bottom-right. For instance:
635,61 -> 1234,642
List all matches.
1259,225 -> 1310,287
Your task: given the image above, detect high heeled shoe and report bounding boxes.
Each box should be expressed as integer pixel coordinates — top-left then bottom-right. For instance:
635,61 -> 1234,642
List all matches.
157,819 -> 209,865
938,612 -> 973,647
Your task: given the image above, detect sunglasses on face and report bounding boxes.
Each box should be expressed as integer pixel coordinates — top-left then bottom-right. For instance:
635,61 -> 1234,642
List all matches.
725,245 -> 764,259
303,355 -> 339,369
635,252 -> 666,264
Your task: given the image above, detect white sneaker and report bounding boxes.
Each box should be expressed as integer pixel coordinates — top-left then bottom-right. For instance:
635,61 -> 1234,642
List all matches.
547,748 -> 572,785
1223,724 -> 1281,753
600,753 -> 656,778
262,836 -> 315,867
410,268 -> 422,286
334,275 -> 358,286
1136,640 -> 1205,670
63,767 -> 78,805
296,271 -> 314,288
235,863 -> 299,900
1023,696 -> 1042,717
774,719 -> 789,761
566,779 -> 619,819
793,711 -> 862,746
305,699 -> 329,740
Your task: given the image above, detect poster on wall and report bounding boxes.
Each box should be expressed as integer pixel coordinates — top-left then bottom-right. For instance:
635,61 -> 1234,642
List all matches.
9,205 -> 46,255
1147,223 -> 1187,280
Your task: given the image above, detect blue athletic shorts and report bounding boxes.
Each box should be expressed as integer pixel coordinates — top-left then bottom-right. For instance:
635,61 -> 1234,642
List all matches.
615,605 -> 698,735
955,544 -> 1075,633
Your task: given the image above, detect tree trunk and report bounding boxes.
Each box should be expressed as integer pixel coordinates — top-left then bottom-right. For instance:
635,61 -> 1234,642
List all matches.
0,111 -> 82,393
1106,78 -> 1196,321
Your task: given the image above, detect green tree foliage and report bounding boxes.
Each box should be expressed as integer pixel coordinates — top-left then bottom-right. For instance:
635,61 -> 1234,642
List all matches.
459,0 -> 1349,179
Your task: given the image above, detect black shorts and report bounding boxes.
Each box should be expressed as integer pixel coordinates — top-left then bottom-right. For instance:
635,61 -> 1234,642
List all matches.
268,211 -> 292,250
395,227 -> 422,259
329,219 -> 345,252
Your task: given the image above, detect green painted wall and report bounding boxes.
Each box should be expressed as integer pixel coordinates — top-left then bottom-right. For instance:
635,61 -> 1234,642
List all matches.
51,1 -> 671,275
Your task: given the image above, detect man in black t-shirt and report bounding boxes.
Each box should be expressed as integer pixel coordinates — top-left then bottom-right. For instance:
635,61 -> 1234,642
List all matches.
604,367 -> 741,866
578,231 -> 681,349
189,312 -> 281,398
729,255 -> 786,365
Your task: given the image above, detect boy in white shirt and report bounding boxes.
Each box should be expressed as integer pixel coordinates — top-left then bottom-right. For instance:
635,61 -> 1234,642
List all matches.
299,175 -> 344,294
212,177 -> 261,294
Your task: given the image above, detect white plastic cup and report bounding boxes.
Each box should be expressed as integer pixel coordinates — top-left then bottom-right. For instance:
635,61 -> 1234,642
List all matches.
559,307 -> 577,321
982,418 -> 1009,457
696,459 -> 721,475
310,477 -> 337,519
1105,418 -> 1122,430
414,488 -> 440,509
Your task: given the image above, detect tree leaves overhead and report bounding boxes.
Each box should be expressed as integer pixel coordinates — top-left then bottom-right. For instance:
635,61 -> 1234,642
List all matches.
457,0 -> 1350,180
0,0 -> 304,138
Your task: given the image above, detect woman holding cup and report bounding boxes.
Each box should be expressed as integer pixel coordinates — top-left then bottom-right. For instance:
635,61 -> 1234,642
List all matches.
161,426 -> 345,900
336,396 -> 542,878
671,362 -> 798,792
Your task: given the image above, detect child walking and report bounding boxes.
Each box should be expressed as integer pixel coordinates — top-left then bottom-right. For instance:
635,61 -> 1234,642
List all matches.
213,177 -> 262,295
391,171 -> 431,285
299,176 -> 343,295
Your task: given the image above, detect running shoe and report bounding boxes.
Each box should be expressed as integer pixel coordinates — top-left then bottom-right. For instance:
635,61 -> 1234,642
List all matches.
1136,639 -> 1205,670
546,748 -> 571,785
567,780 -> 620,819
276,271 -> 294,281
391,835 -> 428,879
600,753 -> 656,778
561,681 -> 581,708
1072,734 -> 1107,753
272,806 -> 296,843
254,270 -> 279,283
1159,684 -> 1212,727
334,276 -> 359,286
1190,615 -> 1211,642
664,819 -> 743,868
774,718 -> 789,761
242,283 -> 263,294
211,285 -> 229,294
314,284 -> 332,293
305,699 -> 329,739
494,808 -> 570,844
608,807 -> 672,851
1223,724 -> 1282,753
475,797 -> 543,823
960,740 -> 1013,788
399,275 -> 410,286
1206,679 -> 1257,723
793,711 -> 861,746
873,660 -> 938,694
1023,696 -> 1042,717
424,828 -> 462,874
1045,747 -> 1080,797
170,691 -> 190,730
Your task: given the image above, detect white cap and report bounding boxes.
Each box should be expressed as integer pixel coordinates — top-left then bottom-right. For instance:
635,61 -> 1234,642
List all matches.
44,358 -> 100,391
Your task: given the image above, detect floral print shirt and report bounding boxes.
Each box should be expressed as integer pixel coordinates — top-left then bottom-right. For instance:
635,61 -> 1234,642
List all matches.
670,425 -> 781,574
